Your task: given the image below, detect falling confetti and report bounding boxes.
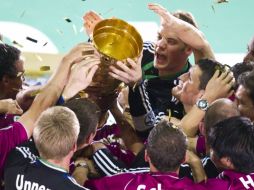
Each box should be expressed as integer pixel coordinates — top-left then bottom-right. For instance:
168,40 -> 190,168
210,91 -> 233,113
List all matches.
40,66 -> 50,71
72,24 -> 77,35
64,17 -> 72,23
211,5 -> 215,13
43,42 -> 48,46
216,0 -> 229,3
80,26 -> 84,33
26,36 -> 38,43
78,90 -> 89,98
12,40 -> 23,48
35,54 -> 43,62
20,10 -> 26,18
168,109 -> 171,122
56,29 -> 64,36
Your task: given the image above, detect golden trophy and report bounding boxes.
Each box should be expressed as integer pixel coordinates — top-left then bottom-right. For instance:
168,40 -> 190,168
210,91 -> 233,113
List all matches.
83,18 -> 143,112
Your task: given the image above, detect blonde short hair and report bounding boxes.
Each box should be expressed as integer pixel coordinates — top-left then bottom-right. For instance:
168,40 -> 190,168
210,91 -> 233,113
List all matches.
33,106 -> 79,161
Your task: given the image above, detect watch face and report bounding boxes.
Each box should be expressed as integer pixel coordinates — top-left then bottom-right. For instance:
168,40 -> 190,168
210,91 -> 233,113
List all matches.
197,99 -> 208,110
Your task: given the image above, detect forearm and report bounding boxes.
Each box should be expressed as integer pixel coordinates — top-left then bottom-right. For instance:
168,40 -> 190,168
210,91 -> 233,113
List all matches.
0,100 -> 7,113
18,58 -> 73,137
110,106 -> 144,155
179,106 -> 205,137
173,19 -> 214,59
187,151 -> 207,183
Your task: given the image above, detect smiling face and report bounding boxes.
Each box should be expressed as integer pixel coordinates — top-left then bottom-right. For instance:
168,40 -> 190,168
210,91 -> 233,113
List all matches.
154,25 -> 191,77
235,85 -> 254,121
172,65 -> 202,107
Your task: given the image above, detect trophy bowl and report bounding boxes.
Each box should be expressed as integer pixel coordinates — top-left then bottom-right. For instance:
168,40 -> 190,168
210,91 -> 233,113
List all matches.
93,18 -> 143,60
84,18 -> 143,103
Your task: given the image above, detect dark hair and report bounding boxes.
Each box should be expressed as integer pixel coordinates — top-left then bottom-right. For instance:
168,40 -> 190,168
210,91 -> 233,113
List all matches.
147,120 -> 187,172
197,59 -> 223,90
204,98 -> 240,137
207,116 -> 254,173
173,10 -> 198,28
63,98 -> 101,148
0,43 -> 21,80
231,62 -> 254,90
238,70 -> 254,103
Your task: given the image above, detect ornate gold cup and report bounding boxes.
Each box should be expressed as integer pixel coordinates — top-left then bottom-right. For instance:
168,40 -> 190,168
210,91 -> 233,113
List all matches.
83,18 -> 143,111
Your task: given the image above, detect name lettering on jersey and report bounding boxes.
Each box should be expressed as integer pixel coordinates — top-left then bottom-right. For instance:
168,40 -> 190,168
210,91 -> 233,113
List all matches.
137,183 -> 162,190
16,174 -> 51,190
239,175 -> 254,189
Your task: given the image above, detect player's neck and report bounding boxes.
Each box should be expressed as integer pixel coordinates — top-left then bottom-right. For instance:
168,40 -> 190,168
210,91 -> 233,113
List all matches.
43,157 -> 70,173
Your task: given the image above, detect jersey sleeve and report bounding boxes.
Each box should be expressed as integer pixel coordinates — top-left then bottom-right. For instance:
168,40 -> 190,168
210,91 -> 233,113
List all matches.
128,41 -> 157,131
0,122 -> 28,176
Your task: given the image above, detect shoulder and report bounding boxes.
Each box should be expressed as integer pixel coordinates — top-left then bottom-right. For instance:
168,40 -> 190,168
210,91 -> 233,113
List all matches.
5,139 -> 38,170
85,172 -> 136,189
0,122 -> 28,153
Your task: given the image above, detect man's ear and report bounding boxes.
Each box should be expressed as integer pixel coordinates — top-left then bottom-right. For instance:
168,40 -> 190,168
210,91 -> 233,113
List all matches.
220,157 -> 234,170
184,45 -> 193,56
144,149 -> 150,162
1,75 -> 10,85
86,132 -> 96,145
72,143 -> 77,153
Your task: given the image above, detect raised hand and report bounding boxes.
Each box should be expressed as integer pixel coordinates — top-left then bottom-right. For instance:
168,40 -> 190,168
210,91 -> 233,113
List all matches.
203,69 -> 235,102
148,3 -> 174,27
83,11 -> 103,37
62,55 -> 100,101
0,99 -> 23,115
109,53 -> 143,87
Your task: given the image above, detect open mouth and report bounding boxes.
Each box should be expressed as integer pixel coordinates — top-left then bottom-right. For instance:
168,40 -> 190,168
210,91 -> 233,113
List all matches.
155,52 -> 167,63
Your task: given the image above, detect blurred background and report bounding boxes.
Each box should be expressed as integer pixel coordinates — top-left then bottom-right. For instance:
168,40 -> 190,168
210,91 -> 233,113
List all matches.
0,0 -> 253,78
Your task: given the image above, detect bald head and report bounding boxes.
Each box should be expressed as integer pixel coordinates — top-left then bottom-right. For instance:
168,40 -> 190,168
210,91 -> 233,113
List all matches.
204,98 -> 240,137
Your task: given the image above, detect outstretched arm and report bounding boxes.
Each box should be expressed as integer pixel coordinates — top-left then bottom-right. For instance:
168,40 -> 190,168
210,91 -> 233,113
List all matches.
83,11 -> 103,37
148,3 -> 214,63
179,70 -> 234,137
18,43 -> 99,138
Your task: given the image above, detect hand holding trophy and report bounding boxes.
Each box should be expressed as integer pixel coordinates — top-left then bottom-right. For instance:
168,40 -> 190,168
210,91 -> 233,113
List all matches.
82,17 -> 143,112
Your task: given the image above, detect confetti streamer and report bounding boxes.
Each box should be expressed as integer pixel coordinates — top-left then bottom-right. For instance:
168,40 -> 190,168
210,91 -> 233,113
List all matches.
26,36 -> 38,43
40,66 -> 50,71
12,40 -> 23,48
20,10 -> 26,18
35,54 -> 43,62
64,17 -> 72,23
56,29 -> 64,35
211,5 -> 215,13
72,24 -> 77,35
80,26 -> 84,33
216,0 -> 229,3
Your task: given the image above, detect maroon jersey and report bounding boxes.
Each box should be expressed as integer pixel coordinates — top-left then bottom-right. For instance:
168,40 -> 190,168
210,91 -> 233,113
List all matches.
0,114 -> 20,129
85,172 -> 205,190
0,122 -> 27,178
203,170 -> 254,190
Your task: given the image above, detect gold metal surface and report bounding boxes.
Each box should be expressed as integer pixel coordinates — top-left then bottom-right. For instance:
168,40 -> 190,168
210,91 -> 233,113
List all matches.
93,18 -> 143,60
83,19 -> 143,111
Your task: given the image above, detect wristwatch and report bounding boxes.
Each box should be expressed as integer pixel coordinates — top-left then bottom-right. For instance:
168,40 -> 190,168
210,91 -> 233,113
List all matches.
196,99 -> 209,111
